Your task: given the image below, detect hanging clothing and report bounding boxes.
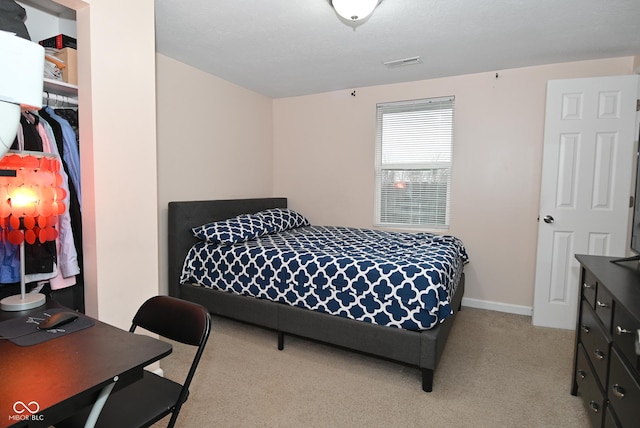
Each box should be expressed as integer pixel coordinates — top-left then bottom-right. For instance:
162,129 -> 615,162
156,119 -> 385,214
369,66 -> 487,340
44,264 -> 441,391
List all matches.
54,108 -> 79,145
0,238 -> 19,284
37,115 -> 80,289
13,113 -> 43,151
41,107 -> 81,210
0,0 -> 31,40
39,107 -> 84,289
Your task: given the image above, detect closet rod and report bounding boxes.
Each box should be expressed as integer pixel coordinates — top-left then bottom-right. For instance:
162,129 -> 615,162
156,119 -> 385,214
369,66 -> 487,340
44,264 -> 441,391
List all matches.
41,91 -> 78,107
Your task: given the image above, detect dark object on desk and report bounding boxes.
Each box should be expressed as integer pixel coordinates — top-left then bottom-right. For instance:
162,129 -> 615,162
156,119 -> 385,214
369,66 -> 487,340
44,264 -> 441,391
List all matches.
57,295 -> 211,428
37,311 -> 79,330
0,307 -> 94,346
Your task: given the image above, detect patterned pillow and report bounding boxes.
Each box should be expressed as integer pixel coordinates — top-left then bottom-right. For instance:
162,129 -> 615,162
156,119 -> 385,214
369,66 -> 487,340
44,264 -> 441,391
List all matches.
192,214 -> 270,244
256,208 -> 310,233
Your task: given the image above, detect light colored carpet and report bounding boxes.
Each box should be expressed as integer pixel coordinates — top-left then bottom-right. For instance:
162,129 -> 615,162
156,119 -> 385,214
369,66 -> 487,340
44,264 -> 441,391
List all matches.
155,307 -> 589,428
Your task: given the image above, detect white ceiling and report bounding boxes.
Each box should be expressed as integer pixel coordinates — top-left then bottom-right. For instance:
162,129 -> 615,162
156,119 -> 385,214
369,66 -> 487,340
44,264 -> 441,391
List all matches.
154,0 -> 640,99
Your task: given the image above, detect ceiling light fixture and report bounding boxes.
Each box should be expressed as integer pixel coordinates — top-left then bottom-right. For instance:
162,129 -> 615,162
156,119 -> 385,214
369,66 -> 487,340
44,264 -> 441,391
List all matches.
332,0 -> 381,27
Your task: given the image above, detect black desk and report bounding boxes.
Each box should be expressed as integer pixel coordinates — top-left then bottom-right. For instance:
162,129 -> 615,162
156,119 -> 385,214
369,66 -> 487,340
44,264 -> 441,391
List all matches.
0,304 -> 172,428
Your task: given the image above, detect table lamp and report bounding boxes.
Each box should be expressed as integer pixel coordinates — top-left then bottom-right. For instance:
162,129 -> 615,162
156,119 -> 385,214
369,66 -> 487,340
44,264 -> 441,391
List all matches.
0,152 -> 67,311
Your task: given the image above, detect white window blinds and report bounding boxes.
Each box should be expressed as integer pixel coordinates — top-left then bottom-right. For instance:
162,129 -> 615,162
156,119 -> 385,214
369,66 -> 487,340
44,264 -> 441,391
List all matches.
375,96 -> 455,228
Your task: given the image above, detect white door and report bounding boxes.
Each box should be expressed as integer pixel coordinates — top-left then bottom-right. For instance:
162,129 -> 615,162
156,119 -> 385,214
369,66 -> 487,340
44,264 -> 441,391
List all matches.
532,75 -> 640,329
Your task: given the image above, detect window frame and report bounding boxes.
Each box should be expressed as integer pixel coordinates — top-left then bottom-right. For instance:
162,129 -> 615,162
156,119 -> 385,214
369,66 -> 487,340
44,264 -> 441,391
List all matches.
374,96 -> 455,230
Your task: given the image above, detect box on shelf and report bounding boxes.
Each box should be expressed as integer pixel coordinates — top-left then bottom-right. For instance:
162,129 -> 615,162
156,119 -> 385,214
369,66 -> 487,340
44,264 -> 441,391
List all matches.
39,34 -> 77,50
53,47 -> 77,85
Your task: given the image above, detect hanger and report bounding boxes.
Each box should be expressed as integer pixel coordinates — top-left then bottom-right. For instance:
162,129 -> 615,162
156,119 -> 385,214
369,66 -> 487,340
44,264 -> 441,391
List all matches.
21,110 -> 36,125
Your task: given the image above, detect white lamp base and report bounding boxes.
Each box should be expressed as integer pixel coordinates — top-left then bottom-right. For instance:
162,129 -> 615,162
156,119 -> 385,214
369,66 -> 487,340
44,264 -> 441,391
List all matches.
0,292 -> 46,311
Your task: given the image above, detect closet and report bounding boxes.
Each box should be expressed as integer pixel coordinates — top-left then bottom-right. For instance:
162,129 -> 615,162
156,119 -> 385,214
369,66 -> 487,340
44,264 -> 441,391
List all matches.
0,0 -> 84,311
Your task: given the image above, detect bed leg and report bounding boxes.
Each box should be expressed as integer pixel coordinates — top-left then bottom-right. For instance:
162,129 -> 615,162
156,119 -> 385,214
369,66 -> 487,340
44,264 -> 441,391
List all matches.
421,368 -> 433,392
277,331 -> 284,350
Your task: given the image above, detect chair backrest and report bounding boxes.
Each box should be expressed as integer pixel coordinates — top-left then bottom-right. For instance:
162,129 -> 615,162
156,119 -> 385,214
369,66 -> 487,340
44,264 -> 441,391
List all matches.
131,295 -> 211,427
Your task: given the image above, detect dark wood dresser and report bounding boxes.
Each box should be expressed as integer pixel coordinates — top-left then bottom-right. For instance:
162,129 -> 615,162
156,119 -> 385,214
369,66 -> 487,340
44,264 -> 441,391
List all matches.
573,255 -> 640,427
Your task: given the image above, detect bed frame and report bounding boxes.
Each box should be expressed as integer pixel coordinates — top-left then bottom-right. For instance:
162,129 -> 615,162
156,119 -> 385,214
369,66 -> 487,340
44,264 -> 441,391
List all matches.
167,197 -> 465,392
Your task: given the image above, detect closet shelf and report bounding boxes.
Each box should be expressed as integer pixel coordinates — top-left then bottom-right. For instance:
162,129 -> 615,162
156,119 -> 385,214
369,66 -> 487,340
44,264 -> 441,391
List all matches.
44,78 -> 78,97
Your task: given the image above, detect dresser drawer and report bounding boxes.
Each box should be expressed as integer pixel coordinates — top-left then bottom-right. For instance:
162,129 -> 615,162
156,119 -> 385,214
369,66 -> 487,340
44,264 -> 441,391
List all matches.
608,347 -> 640,428
604,406 -> 622,428
612,304 -> 640,367
581,268 -> 597,307
595,285 -> 614,333
576,344 -> 605,427
580,301 -> 610,387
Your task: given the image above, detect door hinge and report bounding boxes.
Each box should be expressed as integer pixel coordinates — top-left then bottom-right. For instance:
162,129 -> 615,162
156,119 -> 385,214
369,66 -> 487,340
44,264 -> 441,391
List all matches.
631,195 -> 635,208
637,99 -> 640,112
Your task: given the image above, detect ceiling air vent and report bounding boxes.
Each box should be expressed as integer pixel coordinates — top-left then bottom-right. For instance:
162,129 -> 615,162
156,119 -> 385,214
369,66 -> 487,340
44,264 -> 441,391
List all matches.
383,56 -> 422,68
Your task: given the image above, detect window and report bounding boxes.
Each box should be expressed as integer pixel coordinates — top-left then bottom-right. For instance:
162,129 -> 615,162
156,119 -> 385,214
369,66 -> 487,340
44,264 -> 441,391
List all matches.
375,96 -> 455,229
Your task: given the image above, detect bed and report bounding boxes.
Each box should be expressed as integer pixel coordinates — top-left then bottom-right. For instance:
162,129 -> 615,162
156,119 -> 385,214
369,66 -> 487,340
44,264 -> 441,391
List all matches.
168,197 -> 468,392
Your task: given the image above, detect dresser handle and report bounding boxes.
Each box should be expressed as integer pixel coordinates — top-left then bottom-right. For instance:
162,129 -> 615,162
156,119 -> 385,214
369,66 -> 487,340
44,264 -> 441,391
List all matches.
594,349 -> 605,360
577,369 -> 586,379
588,400 -> 599,413
583,283 -> 594,290
596,300 -> 609,308
611,384 -> 626,399
616,326 -> 633,335
581,325 -> 590,334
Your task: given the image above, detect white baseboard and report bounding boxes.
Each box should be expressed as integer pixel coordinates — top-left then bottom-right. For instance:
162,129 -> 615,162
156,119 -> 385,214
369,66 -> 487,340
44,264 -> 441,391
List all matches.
461,297 -> 533,316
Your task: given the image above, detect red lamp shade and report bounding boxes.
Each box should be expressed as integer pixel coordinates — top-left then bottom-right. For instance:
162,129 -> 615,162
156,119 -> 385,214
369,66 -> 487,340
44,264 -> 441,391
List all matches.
0,151 -> 67,246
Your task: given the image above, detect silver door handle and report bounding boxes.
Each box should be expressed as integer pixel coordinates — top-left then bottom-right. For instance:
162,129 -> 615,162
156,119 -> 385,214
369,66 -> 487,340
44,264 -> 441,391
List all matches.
543,215 -> 554,224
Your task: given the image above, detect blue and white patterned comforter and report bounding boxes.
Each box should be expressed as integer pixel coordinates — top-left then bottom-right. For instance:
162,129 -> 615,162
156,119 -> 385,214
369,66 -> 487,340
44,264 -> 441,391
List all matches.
180,226 -> 468,330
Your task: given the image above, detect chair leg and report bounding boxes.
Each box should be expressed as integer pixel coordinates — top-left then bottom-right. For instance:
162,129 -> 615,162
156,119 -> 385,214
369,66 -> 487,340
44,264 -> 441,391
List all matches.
167,410 -> 179,428
85,379 -> 117,427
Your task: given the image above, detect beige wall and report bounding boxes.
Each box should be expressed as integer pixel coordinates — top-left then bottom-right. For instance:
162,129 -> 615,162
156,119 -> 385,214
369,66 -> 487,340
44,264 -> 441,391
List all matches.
155,54 -> 274,295
52,0 -> 159,328
273,56 -> 636,313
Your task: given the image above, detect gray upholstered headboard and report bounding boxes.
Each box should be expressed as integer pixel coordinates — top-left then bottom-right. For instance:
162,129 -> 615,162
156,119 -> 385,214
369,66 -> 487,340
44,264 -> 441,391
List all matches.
167,197 -> 287,298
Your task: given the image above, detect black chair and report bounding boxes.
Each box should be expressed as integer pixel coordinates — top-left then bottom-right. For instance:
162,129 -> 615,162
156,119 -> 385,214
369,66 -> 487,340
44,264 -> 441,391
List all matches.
57,296 -> 211,428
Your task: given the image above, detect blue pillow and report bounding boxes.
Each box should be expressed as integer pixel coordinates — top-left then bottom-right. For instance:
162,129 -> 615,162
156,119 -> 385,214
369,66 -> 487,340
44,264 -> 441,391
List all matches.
256,208 -> 310,233
192,214 -> 270,244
